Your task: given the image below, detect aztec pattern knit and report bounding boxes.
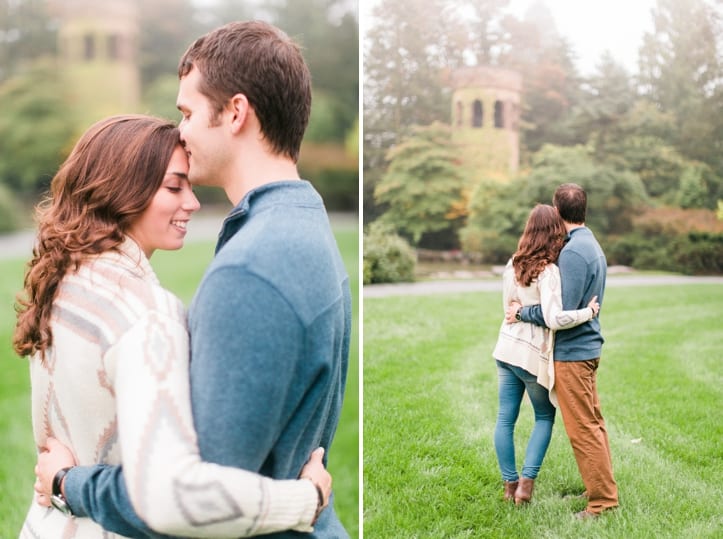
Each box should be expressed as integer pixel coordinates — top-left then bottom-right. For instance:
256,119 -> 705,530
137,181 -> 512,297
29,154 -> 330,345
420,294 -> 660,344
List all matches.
20,238 -> 317,539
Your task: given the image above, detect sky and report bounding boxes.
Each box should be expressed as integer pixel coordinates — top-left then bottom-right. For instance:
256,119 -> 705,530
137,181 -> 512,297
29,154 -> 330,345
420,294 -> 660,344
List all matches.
508,0 -> 657,75
362,0 -> 658,76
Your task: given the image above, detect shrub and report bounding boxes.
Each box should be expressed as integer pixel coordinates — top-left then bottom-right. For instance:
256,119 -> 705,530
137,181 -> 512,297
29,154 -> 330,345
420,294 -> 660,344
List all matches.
459,227 -> 517,265
363,222 -> 416,284
312,168 -> 359,212
605,234 -> 645,267
634,206 -> 723,235
671,233 -> 723,274
604,223 -> 723,275
0,185 -> 21,233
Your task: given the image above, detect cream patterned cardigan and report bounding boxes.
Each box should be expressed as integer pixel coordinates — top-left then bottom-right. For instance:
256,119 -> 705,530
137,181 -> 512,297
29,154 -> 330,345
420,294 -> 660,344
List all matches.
21,238 -> 317,539
492,259 -> 594,405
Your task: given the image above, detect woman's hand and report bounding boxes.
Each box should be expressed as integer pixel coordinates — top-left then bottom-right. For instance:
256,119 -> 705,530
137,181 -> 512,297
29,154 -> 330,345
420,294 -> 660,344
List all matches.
299,447 -> 331,514
587,295 -> 600,317
34,437 -> 76,507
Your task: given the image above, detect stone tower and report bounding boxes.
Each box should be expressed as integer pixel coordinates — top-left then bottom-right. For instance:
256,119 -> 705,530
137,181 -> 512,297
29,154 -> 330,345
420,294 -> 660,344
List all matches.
49,0 -> 140,130
448,66 -> 522,182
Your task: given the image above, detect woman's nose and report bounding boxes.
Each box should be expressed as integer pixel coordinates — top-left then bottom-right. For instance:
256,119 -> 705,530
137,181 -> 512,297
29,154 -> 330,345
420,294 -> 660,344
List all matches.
184,190 -> 201,212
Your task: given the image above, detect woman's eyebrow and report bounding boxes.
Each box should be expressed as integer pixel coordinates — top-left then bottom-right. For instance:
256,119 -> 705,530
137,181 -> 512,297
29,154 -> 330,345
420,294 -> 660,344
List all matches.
165,171 -> 189,180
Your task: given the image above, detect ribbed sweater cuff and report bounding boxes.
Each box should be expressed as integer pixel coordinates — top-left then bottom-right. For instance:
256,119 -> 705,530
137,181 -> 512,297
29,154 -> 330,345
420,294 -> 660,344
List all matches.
265,478 -> 318,532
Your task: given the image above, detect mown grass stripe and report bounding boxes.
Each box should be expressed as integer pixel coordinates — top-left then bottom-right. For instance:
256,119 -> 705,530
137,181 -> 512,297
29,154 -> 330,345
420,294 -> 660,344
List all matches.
364,284 -> 723,538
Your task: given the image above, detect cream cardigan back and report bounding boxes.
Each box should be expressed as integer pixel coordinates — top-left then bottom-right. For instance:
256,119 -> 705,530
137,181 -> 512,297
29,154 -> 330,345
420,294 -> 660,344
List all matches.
492,259 -> 594,404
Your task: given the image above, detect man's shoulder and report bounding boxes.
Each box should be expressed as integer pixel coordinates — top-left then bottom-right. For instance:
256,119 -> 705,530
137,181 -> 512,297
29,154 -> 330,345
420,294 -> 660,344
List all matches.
202,208 -> 346,300
563,228 -> 604,258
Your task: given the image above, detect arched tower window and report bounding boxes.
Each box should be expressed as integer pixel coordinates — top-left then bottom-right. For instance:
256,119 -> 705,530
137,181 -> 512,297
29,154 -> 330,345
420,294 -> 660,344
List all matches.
84,34 -> 95,61
494,100 -> 504,128
107,34 -> 119,60
472,100 -> 483,128
456,101 -> 463,127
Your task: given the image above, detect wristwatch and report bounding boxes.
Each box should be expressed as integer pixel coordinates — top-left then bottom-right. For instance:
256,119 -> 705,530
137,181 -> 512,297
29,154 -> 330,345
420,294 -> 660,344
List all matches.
515,307 -> 522,322
50,467 -> 74,516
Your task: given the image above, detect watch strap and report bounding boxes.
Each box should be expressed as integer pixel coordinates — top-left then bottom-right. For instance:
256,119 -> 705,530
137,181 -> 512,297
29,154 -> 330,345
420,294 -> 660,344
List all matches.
52,467 -> 73,497
50,467 -> 74,516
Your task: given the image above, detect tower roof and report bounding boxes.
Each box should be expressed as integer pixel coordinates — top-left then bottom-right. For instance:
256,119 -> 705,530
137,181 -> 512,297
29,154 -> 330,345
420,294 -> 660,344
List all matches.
48,0 -> 138,22
446,66 -> 522,92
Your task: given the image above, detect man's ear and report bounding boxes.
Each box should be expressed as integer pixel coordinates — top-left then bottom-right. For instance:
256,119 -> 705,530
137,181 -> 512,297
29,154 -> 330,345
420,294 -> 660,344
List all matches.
228,93 -> 249,134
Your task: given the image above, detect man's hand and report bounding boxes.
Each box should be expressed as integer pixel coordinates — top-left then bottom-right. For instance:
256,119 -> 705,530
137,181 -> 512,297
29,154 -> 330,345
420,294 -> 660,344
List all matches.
299,447 -> 331,512
35,437 -> 76,507
588,295 -> 600,317
505,301 -> 522,324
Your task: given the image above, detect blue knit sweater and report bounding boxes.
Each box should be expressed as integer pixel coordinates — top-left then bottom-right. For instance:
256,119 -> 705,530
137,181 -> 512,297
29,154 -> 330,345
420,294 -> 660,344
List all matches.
64,181 -> 351,538
520,226 -> 606,361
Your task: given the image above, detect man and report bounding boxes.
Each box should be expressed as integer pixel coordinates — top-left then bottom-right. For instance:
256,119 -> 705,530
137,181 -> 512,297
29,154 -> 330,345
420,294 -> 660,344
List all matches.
36,21 -> 351,538
506,183 -> 618,519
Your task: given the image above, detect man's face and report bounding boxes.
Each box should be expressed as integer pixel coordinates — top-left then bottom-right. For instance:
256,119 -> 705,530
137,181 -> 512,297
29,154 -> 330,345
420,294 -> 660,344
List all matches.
176,67 -> 230,188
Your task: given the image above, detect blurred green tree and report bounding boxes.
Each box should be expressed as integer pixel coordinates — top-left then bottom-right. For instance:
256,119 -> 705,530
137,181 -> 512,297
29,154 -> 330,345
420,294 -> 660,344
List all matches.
678,163 -> 717,209
0,60 -> 75,195
143,74 -> 184,123
523,145 -> 648,236
639,0 -> 723,184
0,0 -> 56,83
498,2 -> 582,156
461,144 -> 649,263
459,178 -> 527,263
364,0 -> 462,150
572,53 -> 636,159
271,0 -> 358,143
374,122 -> 465,244
138,0 -> 200,88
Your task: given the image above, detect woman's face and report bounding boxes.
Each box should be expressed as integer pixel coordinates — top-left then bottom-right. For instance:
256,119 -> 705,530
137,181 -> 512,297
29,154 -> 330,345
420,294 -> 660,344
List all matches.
127,145 -> 200,258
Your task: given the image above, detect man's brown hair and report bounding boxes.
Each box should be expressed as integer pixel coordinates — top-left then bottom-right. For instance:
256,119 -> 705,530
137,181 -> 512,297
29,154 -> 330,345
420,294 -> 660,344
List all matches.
553,183 -> 587,224
178,20 -> 312,162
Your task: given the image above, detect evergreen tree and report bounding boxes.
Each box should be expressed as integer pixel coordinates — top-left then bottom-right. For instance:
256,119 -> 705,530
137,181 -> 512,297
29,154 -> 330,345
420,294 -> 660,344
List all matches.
638,0 -> 723,181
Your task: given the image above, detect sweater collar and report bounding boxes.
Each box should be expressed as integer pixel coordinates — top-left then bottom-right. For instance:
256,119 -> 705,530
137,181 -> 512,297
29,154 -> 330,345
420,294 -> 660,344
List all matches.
96,236 -> 160,284
566,225 -> 589,241
216,180 -> 319,252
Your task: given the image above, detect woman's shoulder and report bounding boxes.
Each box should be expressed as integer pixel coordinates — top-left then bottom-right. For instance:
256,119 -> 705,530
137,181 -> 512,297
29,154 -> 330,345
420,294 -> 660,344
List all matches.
539,263 -> 560,279
79,251 -> 186,321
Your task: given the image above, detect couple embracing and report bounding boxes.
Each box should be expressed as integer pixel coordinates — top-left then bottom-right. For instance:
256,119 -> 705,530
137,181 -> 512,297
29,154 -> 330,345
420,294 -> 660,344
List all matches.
16,20 -> 351,539
492,183 -> 619,519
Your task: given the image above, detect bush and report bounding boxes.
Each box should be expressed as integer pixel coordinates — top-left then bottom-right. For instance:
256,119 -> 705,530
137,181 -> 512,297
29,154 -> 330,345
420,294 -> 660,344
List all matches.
671,233 -> 723,274
0,185 -> 22,233
363,222 -> 416,285
459,227 -> 517,265
604,230 -> 723,275
312,168 -> 359,212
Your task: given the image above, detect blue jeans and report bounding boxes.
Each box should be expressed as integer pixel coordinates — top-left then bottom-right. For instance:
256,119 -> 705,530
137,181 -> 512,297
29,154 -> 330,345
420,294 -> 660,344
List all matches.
494,360 -> 556,481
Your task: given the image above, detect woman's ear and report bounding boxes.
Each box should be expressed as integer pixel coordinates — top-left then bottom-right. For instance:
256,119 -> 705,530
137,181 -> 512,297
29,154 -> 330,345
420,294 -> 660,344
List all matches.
228,93 -> 249,134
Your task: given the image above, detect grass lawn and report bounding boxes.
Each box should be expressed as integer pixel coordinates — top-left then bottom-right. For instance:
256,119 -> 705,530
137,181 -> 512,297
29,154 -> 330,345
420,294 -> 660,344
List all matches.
0,226 -> 359,537
364,283 -> 723,538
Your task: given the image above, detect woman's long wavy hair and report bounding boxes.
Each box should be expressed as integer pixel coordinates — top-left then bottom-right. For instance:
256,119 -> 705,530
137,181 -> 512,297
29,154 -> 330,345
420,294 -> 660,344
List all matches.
14,115 -> 181,360
512,204 -> 567,287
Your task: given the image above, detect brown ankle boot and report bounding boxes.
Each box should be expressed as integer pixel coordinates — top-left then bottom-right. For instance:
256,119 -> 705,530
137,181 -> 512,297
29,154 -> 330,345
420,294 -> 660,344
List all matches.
514,477 -> 535,505
503,480 -> 519,501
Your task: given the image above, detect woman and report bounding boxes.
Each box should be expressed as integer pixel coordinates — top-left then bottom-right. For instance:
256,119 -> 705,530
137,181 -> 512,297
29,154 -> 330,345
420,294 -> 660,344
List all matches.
15,115 -> 329,537
491,204 -> 599,505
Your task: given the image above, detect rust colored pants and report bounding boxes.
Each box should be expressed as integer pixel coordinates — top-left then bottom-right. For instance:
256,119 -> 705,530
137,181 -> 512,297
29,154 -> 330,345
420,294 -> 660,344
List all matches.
554,359 -> 619,513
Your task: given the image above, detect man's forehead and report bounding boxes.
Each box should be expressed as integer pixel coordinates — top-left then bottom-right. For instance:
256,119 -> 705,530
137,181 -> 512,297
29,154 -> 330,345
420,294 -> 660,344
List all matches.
176,74 -> 197,106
